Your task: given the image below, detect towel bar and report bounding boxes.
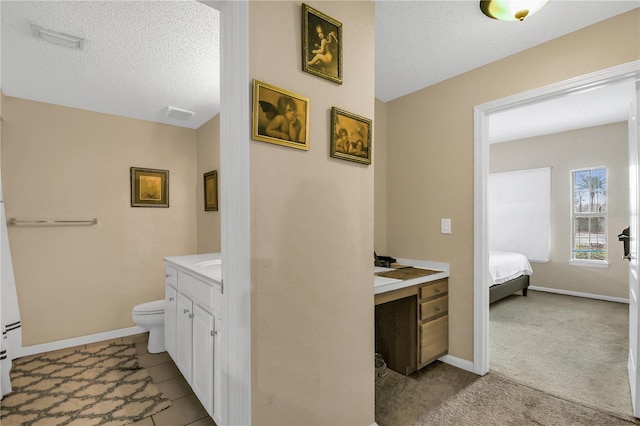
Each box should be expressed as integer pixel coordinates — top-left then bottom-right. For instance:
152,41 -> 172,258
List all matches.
7,218 -> 98,226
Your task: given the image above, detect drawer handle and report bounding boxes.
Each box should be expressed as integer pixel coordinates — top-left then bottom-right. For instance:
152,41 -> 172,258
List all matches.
183,308 -> 189,314
435,306 -> 441,312
166,274 -> 171,278
169,297 -> 174,302
434,288 -> 441,293
188,313 -> 193,319
210,330 -> 217,337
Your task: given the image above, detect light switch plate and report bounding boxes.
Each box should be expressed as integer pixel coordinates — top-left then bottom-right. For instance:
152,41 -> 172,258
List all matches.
441,218 -> 451,234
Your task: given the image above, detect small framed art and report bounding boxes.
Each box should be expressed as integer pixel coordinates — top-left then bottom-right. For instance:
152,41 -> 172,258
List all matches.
252,79 -> 310,151
204,170 -> 218,211
302,3 -> 342,84
130,167 -> 169,207
330,107 -> 372,165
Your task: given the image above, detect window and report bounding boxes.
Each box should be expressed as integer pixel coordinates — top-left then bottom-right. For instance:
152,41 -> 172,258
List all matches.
571,167 -> 607,263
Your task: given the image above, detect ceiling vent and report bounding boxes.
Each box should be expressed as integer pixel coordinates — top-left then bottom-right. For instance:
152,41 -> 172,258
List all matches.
166,106 -> 196,120
31,24 -> 85,49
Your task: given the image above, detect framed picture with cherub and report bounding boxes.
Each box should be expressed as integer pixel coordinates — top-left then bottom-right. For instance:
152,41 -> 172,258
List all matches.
252,80 -> 310,151
302,3 -> 342,84
330,107 -> 372,165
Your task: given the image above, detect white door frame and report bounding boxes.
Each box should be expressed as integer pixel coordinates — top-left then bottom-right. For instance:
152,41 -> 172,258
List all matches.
473,61 -> 640,376
201,1 -> 252,425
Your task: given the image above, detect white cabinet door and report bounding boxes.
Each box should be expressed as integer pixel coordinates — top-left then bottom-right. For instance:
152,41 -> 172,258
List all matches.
193,304 -> 214,416
213,314 -> 222,425
164,285 -> 177,359
176,293 -> 193,382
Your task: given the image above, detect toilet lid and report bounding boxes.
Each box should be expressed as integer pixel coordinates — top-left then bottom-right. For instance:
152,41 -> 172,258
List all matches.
133,300 -> 165,315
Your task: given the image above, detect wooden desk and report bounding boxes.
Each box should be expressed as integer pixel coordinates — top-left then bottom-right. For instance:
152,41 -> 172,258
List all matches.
375,278 -> 448,375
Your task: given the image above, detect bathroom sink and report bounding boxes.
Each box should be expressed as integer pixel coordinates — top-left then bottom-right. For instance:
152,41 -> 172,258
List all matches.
196,259 -> 222,268
194,259 -> 222,282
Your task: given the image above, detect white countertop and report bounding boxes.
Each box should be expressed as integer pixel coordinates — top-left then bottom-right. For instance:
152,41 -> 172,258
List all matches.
374,258 -> 449,295
164,252 -> 222,285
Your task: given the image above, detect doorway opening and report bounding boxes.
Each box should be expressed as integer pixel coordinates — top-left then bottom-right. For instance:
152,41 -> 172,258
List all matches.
473,61 -> 640,414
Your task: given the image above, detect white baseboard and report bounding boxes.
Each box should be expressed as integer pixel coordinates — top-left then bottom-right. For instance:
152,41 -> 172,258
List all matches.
528,286 -> 629,304
439,354 -> 475,374
20,326 -> 147,357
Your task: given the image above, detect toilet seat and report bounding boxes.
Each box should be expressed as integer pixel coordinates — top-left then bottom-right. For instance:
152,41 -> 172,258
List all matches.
133,300 -> 164,315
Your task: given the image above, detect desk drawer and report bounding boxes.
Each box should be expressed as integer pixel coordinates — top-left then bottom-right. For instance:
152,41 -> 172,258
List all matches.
419,315 -> 448,365
420,295 -> 448,321
419,280 -> 448,300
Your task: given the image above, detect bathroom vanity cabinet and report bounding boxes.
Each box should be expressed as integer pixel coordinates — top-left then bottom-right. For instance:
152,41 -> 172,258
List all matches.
164,254 -> 222,425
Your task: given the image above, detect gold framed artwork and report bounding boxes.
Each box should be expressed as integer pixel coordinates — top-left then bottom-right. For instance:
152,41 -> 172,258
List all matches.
302,3 -> 342,84
204,170 -> 218,211
252,79 -> 310,151
330,107 -> 372,165
130,167 -> 169,207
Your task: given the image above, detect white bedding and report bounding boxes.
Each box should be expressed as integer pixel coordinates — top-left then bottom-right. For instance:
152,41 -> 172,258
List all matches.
489,251 -> 533,285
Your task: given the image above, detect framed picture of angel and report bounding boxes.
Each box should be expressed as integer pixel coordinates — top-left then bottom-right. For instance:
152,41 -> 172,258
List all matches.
330,107 -> 372,165
302,3 -> 342,84
252,80 -> 310,151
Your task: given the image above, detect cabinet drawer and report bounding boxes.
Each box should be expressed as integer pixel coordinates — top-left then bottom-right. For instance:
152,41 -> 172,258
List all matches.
419,280 -> 448,300
165,266 -> 178,286
420,295 -> 448,321
419,315 -> 448,365
179,271 -> 214,313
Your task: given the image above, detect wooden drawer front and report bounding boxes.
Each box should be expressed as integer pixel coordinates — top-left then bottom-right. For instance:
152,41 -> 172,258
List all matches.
165,266 -> 178,286
420,295 -> 448,321
420,280 -> 448,300
178,271 -> 214,313
419,315 -> 448,365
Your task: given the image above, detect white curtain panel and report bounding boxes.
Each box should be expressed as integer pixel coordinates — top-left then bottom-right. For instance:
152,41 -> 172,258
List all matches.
0,175 -> 22,398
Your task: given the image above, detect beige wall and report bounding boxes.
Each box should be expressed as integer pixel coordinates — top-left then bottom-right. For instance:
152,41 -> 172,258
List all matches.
491,123 -> 629,299
249,2 -> 375,425
1,96 -> 200,346
384,9 -> 640,362
374,98 -> 388,254
196,114 -> 221,254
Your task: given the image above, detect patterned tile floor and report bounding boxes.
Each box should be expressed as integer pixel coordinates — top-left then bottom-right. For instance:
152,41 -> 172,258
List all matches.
8,332 -> 215,426
126,333 -> 215,426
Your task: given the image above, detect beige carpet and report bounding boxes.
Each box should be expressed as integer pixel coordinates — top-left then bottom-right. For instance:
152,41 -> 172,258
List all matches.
490,290 -> 632,418
376,361 -> 639,426
0,342 -> 171,425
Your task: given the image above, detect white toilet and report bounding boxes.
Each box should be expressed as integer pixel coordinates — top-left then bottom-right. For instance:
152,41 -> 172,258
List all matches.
132,300 -> 165,354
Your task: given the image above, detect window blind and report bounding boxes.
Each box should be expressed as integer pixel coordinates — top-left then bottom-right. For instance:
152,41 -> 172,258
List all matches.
488,167 -> 551,262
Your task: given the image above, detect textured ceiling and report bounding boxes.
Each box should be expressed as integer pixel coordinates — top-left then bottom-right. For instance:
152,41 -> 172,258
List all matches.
0,1 -> 638,136
375,0 -> 639,102
1,0 -> 219,129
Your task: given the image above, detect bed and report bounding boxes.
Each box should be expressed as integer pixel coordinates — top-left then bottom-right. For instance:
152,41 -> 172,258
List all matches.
489,251 -> 533,304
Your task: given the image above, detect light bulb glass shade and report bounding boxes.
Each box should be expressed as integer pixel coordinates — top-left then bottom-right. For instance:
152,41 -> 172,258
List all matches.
480,0 -> 549,21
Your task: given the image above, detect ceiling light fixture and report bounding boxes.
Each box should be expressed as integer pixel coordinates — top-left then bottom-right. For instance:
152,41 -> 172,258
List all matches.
480,0 -> 549,21
31,24 -> 85,49
166,106 -> 196,120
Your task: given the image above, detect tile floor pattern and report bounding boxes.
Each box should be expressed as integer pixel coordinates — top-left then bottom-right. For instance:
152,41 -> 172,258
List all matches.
5,333 -> 215,426
127,333 -> 215,426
